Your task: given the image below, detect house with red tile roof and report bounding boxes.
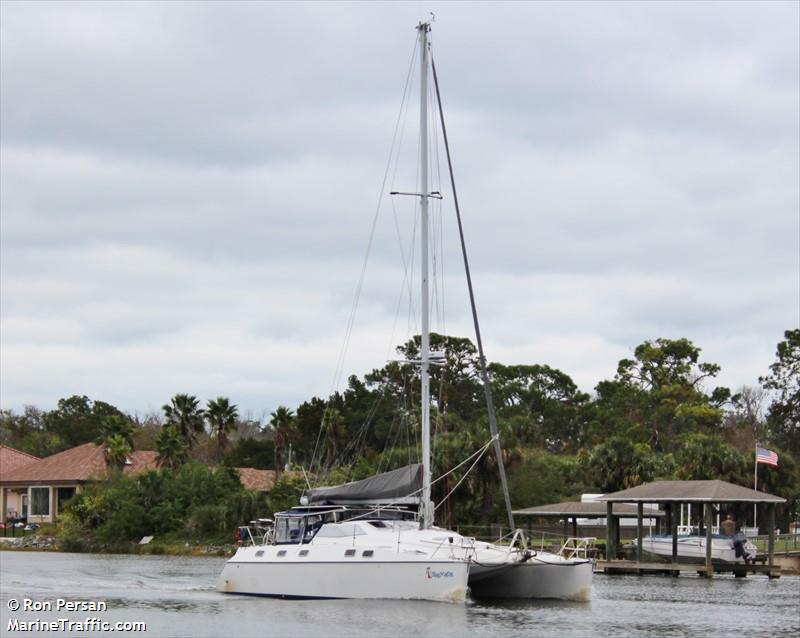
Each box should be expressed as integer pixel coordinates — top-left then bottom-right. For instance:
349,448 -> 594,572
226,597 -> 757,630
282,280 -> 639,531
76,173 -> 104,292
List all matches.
0,443 -> 158,524
0,445 -> 40,478
1,443 -> 279,524
0,445 -> 40,522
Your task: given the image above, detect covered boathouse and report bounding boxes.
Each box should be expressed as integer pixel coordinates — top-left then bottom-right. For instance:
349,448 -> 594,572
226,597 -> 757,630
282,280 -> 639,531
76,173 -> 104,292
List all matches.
512,500 -> 665,542
595,480 -> 786,578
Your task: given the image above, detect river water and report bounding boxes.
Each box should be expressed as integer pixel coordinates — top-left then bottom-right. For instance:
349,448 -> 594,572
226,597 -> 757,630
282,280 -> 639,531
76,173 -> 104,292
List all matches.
0,551 -> 797,637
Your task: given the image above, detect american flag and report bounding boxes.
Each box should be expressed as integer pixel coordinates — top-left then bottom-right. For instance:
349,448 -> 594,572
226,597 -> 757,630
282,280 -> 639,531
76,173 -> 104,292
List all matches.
756,446 -> 778,467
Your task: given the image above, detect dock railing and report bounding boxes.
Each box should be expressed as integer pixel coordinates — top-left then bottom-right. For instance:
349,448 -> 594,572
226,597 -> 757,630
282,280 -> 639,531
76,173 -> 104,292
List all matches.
750,532 -> 799,555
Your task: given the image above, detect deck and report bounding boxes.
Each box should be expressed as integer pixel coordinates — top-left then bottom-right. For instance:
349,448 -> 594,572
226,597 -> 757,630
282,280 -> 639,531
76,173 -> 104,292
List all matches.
595,559 -> 781,578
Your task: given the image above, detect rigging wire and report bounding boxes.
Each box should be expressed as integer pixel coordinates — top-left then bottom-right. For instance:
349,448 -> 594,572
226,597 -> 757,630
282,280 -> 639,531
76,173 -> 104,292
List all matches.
312,32 -> 429,483
309,38 -> 419,480
434,437 -> 496,512
339,434 -> 498,522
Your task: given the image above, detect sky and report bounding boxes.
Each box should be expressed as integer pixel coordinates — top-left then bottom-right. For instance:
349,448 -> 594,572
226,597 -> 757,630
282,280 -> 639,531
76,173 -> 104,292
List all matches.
1,1 -> 798,421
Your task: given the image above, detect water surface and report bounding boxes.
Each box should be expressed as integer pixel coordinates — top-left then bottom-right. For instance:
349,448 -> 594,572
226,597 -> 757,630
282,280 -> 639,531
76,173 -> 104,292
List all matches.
1,551 -> 797,637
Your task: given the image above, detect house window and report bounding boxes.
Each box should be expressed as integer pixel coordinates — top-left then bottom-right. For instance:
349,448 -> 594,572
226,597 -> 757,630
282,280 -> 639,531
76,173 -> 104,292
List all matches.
57,487 -> 76,514
30,488 -> 50,516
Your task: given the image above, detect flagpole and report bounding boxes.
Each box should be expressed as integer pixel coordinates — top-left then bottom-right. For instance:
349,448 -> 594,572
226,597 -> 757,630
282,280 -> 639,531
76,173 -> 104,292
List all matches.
753,443 -> 758,531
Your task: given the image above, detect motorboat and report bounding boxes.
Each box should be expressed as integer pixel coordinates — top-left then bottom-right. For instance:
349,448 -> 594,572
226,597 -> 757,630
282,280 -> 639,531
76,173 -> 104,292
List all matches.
634,532 -> 758,564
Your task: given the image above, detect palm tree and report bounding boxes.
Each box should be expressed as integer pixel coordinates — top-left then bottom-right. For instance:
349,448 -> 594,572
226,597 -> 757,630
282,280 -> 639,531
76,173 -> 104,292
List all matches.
104,433 -> 132,471
269,406 -> 295,476
206,397 -> 239,457
95,415 -> 135,470
162,393 -> 206,450
155,425 -> 187,470
96,414 -> 135,449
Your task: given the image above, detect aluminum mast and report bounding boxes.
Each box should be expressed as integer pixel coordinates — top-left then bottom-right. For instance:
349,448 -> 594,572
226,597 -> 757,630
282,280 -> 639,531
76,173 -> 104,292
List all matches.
418,21 -> 433,529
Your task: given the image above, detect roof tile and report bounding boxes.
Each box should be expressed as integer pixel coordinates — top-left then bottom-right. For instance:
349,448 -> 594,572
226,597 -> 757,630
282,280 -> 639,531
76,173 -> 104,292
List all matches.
0,445 -> 40,480
0,443 -> 158,484
236,467 -> 276,492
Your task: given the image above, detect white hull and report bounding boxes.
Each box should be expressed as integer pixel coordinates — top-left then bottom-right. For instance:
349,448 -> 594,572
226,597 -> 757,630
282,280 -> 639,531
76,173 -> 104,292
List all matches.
637,535 -> 757,564
217,524 -> 470,603
217,519 -> 595,602
468,546 -> 593,600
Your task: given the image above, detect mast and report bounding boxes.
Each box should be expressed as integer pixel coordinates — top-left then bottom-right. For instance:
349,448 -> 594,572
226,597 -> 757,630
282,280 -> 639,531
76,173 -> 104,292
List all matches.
418,21 -> 433,529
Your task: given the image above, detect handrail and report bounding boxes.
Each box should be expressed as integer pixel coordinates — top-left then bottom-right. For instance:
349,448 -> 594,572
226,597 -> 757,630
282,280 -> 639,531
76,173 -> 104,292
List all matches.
507,528 -> 528,556
427,535 -> 474,561
559,537 -> 597,560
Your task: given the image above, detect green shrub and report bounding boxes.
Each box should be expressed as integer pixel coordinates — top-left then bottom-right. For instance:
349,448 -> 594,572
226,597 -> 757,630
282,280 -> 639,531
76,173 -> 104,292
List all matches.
56,512 -> 88,553
63,462 -> 269,544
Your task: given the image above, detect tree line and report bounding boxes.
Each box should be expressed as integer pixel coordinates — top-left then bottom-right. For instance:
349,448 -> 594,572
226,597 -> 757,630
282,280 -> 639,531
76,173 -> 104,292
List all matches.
1,329 -> 797,531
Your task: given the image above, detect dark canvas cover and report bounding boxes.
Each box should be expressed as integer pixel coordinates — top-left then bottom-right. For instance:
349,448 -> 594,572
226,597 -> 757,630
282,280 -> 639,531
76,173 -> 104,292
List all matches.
308,464 -> 422,505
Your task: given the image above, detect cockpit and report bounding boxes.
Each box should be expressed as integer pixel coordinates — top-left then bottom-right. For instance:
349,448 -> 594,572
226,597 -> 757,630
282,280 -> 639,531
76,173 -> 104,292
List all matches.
272,506 -> 343,544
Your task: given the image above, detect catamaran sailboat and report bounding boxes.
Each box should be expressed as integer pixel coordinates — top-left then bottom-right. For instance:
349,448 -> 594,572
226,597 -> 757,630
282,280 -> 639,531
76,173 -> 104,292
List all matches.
217,22 -> 592,602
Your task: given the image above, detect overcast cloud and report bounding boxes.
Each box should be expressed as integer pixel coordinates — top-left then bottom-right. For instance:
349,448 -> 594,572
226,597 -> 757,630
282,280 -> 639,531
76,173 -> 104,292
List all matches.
1,1 -> 798,419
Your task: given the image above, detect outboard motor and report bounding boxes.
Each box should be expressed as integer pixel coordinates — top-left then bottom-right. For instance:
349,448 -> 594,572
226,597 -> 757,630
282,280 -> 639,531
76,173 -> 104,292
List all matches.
732,532 -> 748,560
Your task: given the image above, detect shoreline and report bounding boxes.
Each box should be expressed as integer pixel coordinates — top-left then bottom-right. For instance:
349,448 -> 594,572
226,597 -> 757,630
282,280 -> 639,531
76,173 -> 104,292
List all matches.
0,535 -> 234,557
2,536 -> 797,575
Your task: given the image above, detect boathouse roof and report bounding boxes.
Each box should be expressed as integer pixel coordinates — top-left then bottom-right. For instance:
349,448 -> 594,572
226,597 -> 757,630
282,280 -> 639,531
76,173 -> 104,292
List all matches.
512,501 -> 665,517
596,480 -> 786,504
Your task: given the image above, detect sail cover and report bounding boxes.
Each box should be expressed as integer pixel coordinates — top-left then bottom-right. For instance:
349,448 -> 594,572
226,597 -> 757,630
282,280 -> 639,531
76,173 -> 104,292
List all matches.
307,464 -> 422,505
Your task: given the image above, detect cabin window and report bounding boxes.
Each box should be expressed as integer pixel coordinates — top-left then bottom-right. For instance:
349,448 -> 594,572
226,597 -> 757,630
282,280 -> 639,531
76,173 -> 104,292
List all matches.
274,516 -> 306,544
277,550 -> 287,557
298,549 -> 309,557
362,550 -> 374,557
30,488 -> 50,516
344,549 -> 356,557
316,523 -> 367,538
255,550 -> 264,557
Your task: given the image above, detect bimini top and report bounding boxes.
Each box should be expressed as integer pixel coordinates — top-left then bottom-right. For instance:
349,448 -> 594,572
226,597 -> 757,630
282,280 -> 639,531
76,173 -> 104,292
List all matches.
596,480 -> 786,504
307,464 -> 422,506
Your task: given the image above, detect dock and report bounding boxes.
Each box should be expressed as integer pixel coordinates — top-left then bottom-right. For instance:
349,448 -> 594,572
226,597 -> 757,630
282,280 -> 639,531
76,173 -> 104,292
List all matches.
594,559 -> 781,578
